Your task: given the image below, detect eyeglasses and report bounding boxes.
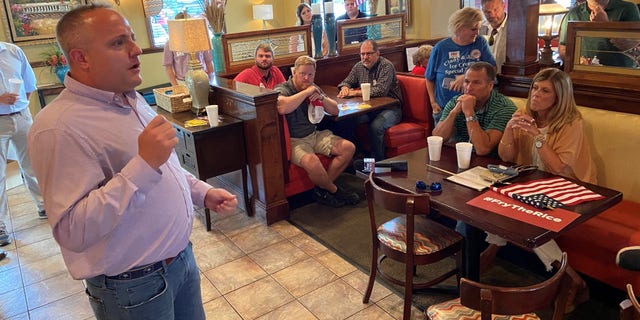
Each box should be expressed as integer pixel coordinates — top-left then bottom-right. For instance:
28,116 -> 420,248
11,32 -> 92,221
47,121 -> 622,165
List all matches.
488,28 -> 498,46
360,51 -> 376,57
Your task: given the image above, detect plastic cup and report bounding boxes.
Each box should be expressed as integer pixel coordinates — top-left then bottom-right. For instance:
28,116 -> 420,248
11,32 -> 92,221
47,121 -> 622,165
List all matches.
455,142 -> 473,169
8,78 -> 22,94
427,136 -> 443,161
361,83 -> 371,101
205,105 -> 219,127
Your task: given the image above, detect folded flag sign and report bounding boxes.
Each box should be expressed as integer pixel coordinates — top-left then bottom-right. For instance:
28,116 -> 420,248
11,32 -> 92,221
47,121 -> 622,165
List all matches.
492,177 -> 604,207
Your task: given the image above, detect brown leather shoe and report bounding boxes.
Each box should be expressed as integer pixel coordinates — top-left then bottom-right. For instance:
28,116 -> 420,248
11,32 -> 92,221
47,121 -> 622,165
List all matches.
0,250 -> 6,261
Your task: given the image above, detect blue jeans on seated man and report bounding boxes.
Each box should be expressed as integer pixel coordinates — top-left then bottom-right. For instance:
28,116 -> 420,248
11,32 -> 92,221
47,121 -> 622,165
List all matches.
359,106 -> 402,161
84,242 -> 204,320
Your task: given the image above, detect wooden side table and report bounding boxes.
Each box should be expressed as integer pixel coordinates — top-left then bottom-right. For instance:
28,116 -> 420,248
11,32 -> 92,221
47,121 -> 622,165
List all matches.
156,108 -> 251,231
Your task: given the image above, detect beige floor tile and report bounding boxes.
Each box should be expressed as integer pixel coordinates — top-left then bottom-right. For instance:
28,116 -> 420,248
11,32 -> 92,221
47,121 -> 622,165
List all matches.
203,296 -> 242,320
342,270 -> 393,303
229,224 -> 286,254
375,294 -> 425,320
256,300 -> 319,320
298,279 -> 368,320
28,291 -> 93,320
272,258 -> 339,298
13,223 -> 53,248
0,288 -> 28,319
249,239 -> 310,274
204,256 -> 267,294
19,253 -> 68,286
6,312 -> 29,320
190,221 -> 227,246
9,212 -> 47,239
225,276 -> 294,319
346,304 -> 396,320
213,212 -> 263,238
7,200 -> 37,219
270,220 -> 304,239
15,237 -> 61,265
24,272 -> 84,309
289,233 -> 329,256
0,266 -> 22,295
200,272 -> 222,303
315,250 -> 358,276
7,187 -> 33,207
192,237 -> 245,272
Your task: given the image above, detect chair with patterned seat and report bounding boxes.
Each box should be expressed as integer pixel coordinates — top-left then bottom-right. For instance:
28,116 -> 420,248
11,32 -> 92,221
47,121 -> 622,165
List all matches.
363,173 -> 464,320
426,252 -> 572,320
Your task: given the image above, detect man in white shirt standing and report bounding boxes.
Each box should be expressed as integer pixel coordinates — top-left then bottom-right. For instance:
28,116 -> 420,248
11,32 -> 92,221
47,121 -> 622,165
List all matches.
480,0 -> 507,73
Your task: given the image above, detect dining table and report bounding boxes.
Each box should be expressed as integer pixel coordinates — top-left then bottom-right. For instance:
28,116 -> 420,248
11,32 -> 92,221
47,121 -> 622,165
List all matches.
319,85 -> 399,121
369,145 -> 623,281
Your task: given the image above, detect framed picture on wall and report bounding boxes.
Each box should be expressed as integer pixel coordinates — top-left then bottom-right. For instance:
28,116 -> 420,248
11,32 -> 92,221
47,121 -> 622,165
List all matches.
0,0 -> 85,45
386,0 -> 409,26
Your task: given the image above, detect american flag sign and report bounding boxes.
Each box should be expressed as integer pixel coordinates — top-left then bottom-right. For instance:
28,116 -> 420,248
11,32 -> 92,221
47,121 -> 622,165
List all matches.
492,177 -> 604,207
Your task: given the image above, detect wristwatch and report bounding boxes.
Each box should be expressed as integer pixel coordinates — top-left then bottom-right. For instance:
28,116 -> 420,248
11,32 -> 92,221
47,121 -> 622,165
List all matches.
534,134 -> 546,149
465,115 -> 478,122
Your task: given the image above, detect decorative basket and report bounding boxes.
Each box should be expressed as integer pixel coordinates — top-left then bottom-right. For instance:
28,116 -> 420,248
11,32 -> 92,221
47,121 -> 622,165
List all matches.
153,86 -> 192,113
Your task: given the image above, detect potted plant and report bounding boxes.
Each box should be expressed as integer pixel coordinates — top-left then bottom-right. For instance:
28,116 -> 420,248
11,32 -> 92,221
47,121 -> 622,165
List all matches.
41,46 -> 68,83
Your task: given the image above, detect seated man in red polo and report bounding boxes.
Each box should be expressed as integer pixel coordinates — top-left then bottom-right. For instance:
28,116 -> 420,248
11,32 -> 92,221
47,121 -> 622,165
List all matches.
234,43 -> 286,89
274,55 -> 359,207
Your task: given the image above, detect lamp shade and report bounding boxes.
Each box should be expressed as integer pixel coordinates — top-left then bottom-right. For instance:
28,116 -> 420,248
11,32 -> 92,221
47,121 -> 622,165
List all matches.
167,18 -> 212,53
252,4 -> 273,20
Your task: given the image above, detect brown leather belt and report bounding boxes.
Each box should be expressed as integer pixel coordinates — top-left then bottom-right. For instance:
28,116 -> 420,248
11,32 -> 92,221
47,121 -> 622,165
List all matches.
106,257 -> 174,280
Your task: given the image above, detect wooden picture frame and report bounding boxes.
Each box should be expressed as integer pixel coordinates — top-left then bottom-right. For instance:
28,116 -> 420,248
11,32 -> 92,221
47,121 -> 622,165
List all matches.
0,0 -> 84,45
386,0 -> 409,26
564,21 -> 640,115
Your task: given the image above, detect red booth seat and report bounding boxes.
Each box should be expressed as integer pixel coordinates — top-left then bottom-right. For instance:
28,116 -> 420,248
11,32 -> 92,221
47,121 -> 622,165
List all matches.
384,73 -> 434,158
279,115 -> 332,198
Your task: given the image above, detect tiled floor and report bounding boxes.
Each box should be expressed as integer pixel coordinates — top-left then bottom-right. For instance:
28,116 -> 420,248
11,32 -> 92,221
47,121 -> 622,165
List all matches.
0,180 -> 425,319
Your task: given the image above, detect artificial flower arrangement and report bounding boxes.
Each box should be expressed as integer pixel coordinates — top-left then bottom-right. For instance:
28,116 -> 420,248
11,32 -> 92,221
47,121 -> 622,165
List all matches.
41,46 -> 68,73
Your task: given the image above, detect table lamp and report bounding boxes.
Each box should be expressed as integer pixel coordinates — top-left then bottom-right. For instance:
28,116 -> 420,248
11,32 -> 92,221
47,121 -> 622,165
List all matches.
252,4 -> 273,30
538,3 -> 568,66
168,18 -> 211,115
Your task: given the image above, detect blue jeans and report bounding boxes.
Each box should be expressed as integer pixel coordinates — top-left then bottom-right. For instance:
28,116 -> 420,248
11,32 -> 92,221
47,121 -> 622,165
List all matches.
84,243 -> 204,320
366,106 -> 402,161
0,109 -> 44,226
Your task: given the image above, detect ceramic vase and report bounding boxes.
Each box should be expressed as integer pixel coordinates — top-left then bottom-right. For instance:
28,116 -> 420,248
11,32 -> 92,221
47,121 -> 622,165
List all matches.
324,2 -> 337,57
55,65 -> 69,84
211,32 -> 226,73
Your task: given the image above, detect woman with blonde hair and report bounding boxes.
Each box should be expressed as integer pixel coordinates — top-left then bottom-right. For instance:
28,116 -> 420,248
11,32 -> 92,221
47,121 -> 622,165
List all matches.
289,3 -> 328,56
425,7 -> 495,124
410,44 -> 432,76
485,68 -> 594,311
498,68 -> 596,183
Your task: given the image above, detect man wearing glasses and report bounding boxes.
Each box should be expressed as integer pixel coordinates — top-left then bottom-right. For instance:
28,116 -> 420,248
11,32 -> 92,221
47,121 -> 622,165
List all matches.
337,39 -> 402,161
480,0 -> 507,73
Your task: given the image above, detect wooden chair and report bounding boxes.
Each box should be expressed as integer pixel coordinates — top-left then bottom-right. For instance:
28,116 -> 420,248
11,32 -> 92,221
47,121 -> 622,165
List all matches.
363,174 -> 464,320
620,284 -> 640,320
427,252 -> 572,320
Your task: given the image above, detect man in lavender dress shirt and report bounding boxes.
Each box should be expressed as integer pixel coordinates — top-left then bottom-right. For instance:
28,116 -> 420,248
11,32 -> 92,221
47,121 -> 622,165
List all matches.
27,4 -> 237,320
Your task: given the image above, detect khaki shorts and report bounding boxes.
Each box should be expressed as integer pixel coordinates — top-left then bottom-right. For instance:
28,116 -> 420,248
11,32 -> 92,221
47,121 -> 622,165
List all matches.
290,130 -> 337,166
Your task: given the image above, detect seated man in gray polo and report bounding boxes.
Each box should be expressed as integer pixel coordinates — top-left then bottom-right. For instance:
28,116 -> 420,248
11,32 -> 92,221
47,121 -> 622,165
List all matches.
274,55 -> 360,208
